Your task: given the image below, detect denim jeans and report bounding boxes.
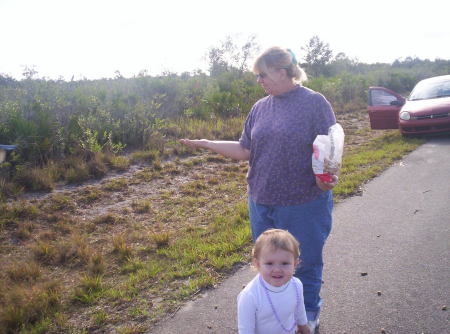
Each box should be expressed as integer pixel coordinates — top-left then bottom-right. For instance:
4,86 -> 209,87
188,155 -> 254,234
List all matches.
248,191 -> 333,321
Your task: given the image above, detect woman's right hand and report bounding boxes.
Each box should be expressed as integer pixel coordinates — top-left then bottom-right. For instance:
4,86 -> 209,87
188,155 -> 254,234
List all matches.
179,139 -> 250,161
315,174 -> 338,191
179,139 -> 209,150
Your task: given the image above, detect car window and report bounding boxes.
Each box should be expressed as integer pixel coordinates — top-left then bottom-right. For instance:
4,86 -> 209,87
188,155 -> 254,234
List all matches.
370,89 -> 399,106
409,78 -> 450,100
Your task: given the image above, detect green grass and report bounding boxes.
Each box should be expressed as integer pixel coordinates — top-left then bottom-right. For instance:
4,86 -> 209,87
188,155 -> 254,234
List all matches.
72,275 -> 104,305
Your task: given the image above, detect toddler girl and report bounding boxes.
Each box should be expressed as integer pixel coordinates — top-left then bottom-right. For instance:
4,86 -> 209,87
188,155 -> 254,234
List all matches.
237,229 -> 310,334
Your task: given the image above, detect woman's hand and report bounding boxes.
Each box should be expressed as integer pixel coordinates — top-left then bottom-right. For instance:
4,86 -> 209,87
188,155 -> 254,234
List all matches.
315,174 -> 338,191
179,139 -> 250,161
179,139 -> 209,150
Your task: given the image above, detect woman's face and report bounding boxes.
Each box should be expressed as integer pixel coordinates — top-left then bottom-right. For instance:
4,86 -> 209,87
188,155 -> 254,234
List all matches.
256,67 -> 286,95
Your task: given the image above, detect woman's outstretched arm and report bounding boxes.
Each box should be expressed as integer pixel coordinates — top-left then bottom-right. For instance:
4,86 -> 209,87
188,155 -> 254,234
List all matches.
179,139 -> 250,161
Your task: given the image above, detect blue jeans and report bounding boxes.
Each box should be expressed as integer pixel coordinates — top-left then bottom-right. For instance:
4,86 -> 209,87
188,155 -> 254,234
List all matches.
248,191 -> 333,321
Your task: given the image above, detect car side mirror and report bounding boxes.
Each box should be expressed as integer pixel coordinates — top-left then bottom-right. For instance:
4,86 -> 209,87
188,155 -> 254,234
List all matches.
390,100 -> 405,106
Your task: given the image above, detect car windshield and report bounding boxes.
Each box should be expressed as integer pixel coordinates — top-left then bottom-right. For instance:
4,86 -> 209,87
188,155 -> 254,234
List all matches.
409,77 -> 450,101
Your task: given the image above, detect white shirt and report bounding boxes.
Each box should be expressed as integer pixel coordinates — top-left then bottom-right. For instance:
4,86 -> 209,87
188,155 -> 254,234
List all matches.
237,274 -> 308,334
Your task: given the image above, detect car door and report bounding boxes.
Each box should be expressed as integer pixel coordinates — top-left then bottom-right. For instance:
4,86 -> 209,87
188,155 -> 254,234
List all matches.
368,87 -> 405,129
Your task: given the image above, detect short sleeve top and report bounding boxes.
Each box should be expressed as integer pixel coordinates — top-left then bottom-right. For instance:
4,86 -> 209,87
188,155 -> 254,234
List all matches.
239,85 -> 336,205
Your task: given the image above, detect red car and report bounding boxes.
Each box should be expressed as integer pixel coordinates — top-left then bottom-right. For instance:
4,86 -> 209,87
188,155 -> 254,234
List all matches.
368,75 -> 450,136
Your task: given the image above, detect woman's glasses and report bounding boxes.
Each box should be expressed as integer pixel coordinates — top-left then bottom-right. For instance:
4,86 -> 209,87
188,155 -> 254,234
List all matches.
255,72 -> 268,80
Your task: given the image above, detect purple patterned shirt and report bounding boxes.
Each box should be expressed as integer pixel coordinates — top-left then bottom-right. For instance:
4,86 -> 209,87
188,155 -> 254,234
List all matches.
239,85 -> 336,205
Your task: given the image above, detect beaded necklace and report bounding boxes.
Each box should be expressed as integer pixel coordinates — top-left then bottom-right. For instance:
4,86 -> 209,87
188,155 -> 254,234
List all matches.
259,275 -> 301,333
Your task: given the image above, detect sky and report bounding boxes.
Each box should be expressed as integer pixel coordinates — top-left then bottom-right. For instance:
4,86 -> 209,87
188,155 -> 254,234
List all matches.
1,0 -> 449,81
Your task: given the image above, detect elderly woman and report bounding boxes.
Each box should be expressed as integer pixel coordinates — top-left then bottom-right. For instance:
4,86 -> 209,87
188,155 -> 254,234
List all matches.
180,46 -> 338,333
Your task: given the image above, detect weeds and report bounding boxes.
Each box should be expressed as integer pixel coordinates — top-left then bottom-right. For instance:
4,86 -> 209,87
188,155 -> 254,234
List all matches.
150,232 -> 171,248
87,252 -> 106,276
108,155 -> 130,171
56,234 -> 92,266
15,221 -> 35,240
6,261 -> 42,282
130,150 -> 160,164
112,234 -> 133,260
72,275 -> 104,305
121,257 -> 145,274
92,310 -> 108,326
32,241 -> 57,265
131,199 -> 152,214
13,165 -> 55,192
42,193 -> 75,212
92,213 -> 125,225
0,281 -> 61,333
102,178 -> 129,191
77,187 -> 103,204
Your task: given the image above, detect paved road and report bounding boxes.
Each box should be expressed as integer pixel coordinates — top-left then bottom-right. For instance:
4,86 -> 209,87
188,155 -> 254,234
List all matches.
148,136 -> 450,334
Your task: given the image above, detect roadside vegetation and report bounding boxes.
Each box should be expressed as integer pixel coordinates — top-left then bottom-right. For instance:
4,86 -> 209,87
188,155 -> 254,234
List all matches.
0,35 -> 443,333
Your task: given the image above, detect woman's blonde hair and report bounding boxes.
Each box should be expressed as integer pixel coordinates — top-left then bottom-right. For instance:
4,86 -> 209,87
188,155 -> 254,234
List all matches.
253,47 -> 308,83
252,229 -> 300,260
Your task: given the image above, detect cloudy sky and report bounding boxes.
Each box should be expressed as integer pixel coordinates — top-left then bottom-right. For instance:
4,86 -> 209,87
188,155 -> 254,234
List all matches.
1,0 -> 449,80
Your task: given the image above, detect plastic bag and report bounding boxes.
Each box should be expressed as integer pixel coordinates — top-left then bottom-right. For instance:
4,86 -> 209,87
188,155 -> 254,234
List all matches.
312,123 -> 345,183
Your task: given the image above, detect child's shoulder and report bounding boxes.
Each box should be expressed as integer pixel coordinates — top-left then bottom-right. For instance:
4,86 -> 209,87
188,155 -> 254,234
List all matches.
292,277 -> 304,290
237,275 -> 260,307
238,275 -> 259,297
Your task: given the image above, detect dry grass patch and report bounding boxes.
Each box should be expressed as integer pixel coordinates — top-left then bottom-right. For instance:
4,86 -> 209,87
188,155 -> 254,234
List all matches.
92,213 -> 127,225
131,199 -> 152,214
41,193 -> 76,213
149,231 -> 171,248
14,221 -> 35,240
102,177 -> 129,192
0,281 -> 61,333
112,234 -> 134,261
6,261 -> 42,282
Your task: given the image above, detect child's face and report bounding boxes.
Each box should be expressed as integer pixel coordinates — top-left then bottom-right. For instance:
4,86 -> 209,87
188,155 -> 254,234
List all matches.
254,245 -> 299,287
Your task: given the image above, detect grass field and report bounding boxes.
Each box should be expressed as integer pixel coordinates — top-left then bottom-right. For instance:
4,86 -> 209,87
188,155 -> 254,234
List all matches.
0,109 -> 424,334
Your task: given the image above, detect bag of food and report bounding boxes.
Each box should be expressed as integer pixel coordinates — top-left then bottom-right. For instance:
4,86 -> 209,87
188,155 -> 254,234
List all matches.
312,123 -> 345,183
